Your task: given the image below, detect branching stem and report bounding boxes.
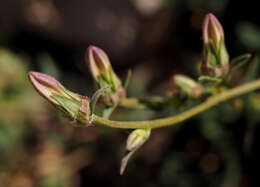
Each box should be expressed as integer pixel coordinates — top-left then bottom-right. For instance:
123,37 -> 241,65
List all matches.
93,79 -> 260,129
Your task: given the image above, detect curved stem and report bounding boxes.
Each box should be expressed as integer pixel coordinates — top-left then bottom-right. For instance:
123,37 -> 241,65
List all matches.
93,79 -> 260,129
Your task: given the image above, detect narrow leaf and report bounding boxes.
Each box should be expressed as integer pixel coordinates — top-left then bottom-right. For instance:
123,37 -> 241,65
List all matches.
120,149 -> 137,175
123,69 -> 132,89
103,104 -> 117,119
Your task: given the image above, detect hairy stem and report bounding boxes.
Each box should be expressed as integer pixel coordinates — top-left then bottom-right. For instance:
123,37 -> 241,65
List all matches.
93,79 -> 260,129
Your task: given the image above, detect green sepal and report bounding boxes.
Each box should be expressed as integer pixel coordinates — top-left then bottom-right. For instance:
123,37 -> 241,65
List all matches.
199,75 -> 222,85
207,44 -> 218,67
108,67 -> 118,91
51,94 -> 80,119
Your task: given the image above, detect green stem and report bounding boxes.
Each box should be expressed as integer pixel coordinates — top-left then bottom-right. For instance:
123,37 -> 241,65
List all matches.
93,79 -> 260,129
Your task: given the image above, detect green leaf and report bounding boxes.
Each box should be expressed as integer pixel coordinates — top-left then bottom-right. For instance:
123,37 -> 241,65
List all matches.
244,56 -> 260,83
123,69 -> 132,89
120,149 -> 137,175
102,104 -> 117,119
230,53 -> 252,69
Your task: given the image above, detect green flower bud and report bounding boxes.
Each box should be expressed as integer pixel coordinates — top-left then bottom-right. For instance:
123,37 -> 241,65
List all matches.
126,129 -> 151,151
174,74 -> 203,98
86,46 -> 126,105
120,128 -> 151,175
28,72 -> 92,124
201,13 -> 229,77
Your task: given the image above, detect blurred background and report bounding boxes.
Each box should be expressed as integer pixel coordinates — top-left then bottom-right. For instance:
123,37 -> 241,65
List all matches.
1,0 -> 260,186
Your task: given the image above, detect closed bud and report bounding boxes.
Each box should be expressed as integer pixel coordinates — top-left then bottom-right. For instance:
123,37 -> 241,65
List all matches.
87,45 -> 112,82
126,129 -> 150,151
174,75 -> 203,99
203,13 -> 224,49
86,46 -> 126,105
28,72 -> 92,124
120,128 -> 151,175
201,13 -> 229,77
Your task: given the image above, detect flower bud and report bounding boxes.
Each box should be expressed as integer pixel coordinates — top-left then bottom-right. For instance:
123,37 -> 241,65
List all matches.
174,75 -> 203,99
120,128 -> 151,175
28,72 -> 92,124
126,129 -> 151,151
201,13 -> 229,77
203,13 -> 223,49
87,46 -> 112,82
86,45 -> 126,105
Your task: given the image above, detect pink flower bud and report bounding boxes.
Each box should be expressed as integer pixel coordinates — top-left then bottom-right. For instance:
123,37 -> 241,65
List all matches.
87,45 -> 112,82
28,72 -> 66,104
86,45 -> 126,105
203,13 -> 224,49
201,13 -> 229,77
28,72 -> 91,124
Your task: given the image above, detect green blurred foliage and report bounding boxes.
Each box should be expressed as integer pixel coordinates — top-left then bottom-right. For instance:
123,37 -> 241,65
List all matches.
0,49 -> 97,187
236,22 -> 260,51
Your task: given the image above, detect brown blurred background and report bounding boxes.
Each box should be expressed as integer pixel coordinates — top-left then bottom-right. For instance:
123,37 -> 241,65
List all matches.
1,0 -> 260,187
